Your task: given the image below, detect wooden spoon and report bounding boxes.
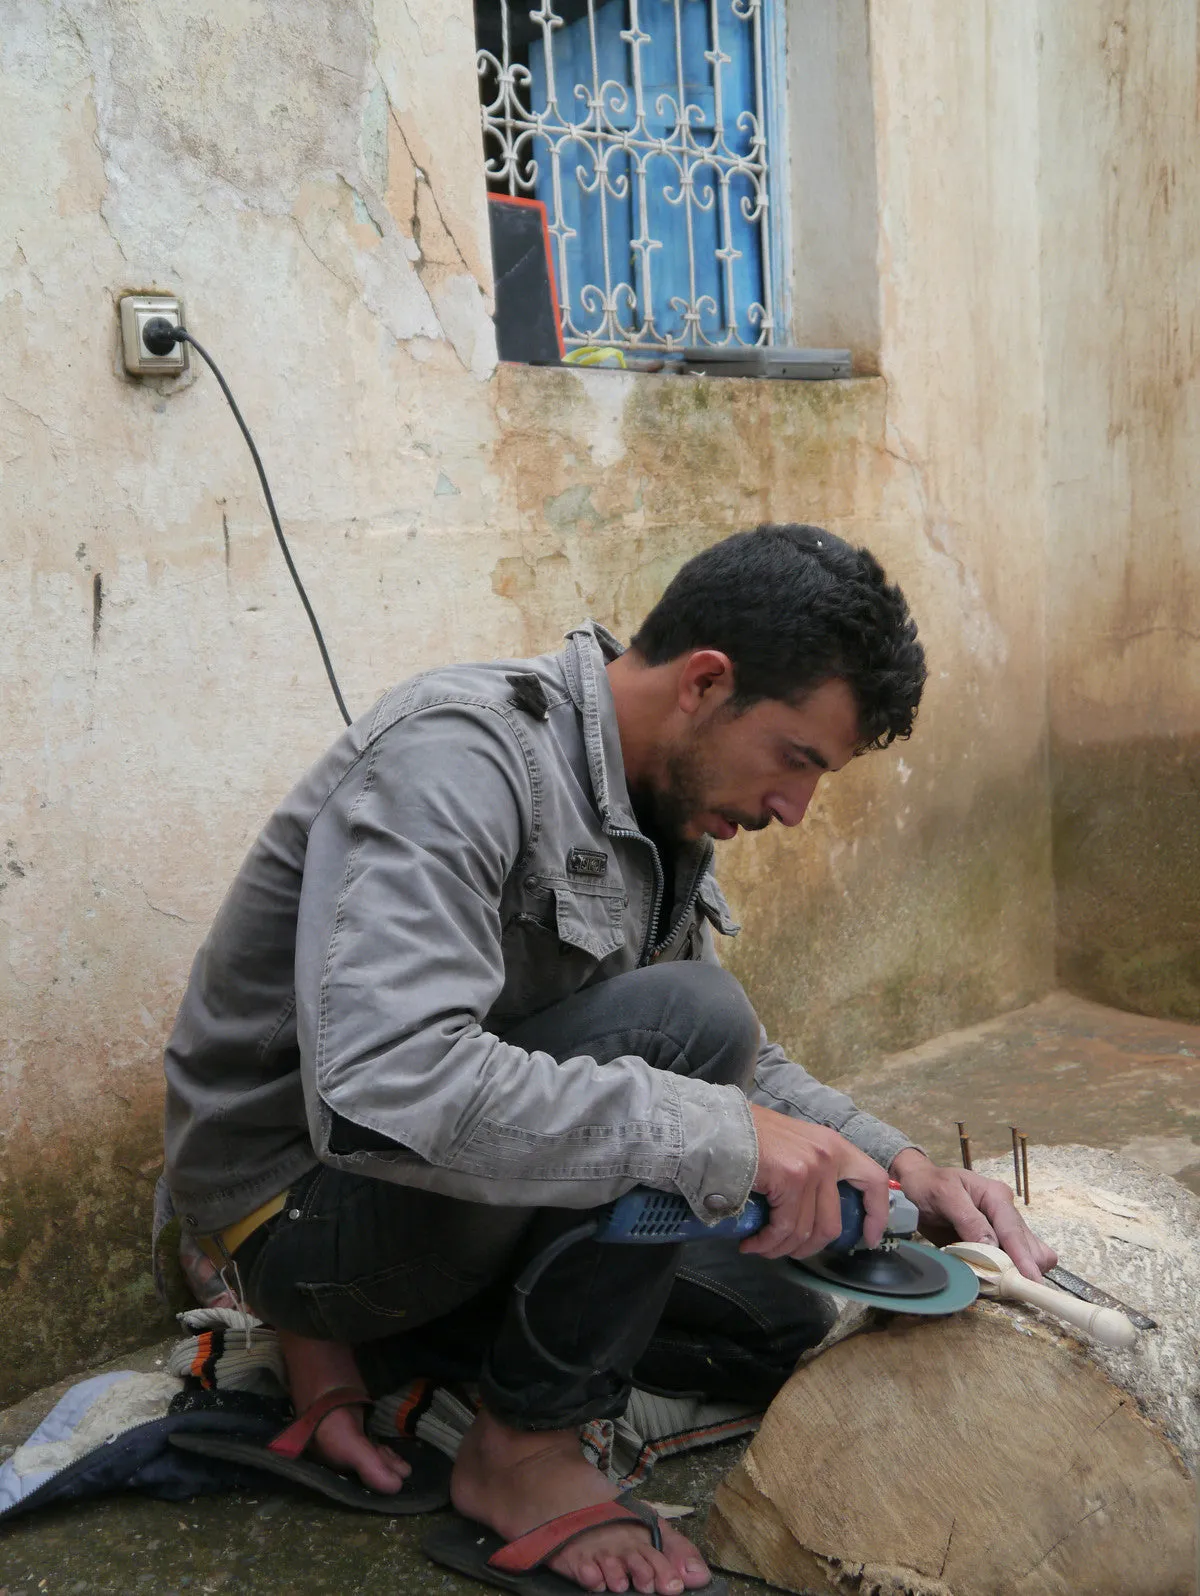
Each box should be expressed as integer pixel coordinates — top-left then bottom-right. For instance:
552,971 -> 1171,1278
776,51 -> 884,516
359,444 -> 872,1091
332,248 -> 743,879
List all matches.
944,1241 -> 1137,1349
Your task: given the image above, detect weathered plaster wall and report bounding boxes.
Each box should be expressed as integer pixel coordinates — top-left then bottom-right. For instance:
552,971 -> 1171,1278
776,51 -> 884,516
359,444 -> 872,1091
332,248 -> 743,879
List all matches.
1,0 -> 505,1400
0,0 -> 1057,1399
1040,4 -> 1200,1021
729,0 -> 1054,1081
786,0 -> 880,369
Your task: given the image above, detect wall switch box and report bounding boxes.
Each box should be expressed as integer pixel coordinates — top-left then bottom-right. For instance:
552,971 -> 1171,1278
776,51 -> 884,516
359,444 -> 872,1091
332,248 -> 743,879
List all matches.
120,294 -> 188,375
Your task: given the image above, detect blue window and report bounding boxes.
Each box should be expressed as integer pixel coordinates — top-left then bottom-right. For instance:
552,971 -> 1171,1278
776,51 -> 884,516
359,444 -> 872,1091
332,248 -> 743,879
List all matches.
478,1 -> 780,351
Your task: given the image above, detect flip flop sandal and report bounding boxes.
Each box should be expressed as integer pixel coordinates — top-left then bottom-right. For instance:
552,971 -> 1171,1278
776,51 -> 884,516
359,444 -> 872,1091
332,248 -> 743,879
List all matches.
169,1383 -> 451,1514
423,1491 -> 729,1595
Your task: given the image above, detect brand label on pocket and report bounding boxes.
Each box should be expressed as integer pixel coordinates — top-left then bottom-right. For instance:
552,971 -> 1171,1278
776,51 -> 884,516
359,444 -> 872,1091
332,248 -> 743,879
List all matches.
567,847 -> 608,878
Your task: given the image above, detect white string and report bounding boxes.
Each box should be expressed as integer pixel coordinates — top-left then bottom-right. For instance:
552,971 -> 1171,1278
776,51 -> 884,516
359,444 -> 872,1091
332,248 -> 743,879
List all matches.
217,1255 -> 256,1353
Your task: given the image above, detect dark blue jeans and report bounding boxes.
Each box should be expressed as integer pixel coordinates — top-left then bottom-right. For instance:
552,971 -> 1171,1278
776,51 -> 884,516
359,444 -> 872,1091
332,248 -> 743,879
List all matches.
240,964 -> 834,1429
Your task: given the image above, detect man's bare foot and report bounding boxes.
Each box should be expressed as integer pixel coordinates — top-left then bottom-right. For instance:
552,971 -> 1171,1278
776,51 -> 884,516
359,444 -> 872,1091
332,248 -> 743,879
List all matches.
451,1407 -> 712,1595
276,1328 -> 411,1494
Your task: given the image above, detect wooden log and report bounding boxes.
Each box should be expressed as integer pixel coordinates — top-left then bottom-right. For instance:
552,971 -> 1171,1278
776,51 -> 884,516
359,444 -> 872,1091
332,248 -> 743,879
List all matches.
966,1144 -> 1200,1470
706,1147 -> 1197,1596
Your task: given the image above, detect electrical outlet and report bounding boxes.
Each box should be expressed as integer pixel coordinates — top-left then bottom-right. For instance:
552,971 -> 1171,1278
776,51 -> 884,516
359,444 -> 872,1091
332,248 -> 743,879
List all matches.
119,294 -> 188,375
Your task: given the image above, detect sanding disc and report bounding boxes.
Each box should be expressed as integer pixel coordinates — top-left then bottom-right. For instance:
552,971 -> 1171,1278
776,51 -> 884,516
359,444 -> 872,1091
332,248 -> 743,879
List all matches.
790,1242 -> 980,1315
802,1240 -> 948,1297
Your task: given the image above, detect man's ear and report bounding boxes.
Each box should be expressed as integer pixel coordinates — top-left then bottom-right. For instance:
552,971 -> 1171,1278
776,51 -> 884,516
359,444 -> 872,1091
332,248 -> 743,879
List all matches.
676,650 -> 736,716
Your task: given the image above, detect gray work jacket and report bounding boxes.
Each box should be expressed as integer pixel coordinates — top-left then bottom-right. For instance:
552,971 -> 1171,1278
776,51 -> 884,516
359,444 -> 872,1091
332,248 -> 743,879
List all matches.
164,623 -> 914,1235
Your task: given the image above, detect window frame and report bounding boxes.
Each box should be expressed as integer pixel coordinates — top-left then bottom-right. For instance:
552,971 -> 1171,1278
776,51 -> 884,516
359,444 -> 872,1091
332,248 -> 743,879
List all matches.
476,0 -> 792,355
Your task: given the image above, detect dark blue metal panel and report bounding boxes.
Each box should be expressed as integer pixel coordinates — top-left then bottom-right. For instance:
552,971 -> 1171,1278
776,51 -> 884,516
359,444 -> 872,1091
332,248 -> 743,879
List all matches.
530,0 -> 767,347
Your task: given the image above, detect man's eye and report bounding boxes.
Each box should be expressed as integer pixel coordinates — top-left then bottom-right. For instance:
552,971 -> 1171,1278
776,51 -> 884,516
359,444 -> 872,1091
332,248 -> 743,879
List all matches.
783,751 -> 809,772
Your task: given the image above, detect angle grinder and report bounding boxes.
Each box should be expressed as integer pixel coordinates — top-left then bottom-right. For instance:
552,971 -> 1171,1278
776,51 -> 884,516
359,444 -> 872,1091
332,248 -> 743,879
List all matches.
595,1181 -> 979,1315
513,1180 -> 978,1376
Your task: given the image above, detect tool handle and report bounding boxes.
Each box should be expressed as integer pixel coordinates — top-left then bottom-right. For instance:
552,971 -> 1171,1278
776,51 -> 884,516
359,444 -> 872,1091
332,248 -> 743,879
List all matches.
823,1183 -> 919,1255
1001,1275 -> 1137,1349
596,1182 -> 917,1248
597,1189 -> 769,1243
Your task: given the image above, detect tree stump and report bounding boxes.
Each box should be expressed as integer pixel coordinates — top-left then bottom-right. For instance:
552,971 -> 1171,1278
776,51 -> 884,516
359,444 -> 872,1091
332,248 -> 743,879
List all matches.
706,1147 -> 1197,1596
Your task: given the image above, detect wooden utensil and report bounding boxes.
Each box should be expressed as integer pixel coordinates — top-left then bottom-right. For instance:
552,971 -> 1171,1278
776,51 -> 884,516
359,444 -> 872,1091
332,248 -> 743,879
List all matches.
944,1241 -> 1137,1349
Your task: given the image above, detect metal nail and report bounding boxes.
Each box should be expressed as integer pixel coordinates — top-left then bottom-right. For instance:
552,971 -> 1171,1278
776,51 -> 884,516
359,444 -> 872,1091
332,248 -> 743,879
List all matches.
1010,1126 -> 1023,1197
957,1122 -> 973,1171
1019,1133 -> 1031,1206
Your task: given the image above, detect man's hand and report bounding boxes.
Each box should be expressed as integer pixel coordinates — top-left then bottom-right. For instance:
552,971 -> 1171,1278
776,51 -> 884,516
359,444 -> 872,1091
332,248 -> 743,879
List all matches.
889,1148 -> 1057,1280
742,1105 -> 891,1260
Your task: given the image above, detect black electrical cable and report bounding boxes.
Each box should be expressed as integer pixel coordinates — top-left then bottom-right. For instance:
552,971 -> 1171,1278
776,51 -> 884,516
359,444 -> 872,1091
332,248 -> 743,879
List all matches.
510,1219 -> 605,1377
142,318 -> 352,726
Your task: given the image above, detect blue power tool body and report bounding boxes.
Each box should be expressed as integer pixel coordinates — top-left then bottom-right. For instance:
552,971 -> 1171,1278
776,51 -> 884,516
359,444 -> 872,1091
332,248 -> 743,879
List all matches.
594,1182 -> 978,1315
595,1182 -> 918,1254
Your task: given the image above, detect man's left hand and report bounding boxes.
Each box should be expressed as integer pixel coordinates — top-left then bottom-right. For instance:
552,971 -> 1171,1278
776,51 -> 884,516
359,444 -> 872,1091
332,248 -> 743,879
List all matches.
889,1148 -> 1057,1281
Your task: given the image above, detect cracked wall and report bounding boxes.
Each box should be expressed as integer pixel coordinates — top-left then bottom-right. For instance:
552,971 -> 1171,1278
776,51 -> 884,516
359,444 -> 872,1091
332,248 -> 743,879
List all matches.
0,0 -> 1070,1399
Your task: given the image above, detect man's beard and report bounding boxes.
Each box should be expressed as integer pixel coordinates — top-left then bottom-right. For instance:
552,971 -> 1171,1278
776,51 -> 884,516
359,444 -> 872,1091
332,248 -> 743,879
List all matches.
631,739 -> 770,847
631,745 -> 710,847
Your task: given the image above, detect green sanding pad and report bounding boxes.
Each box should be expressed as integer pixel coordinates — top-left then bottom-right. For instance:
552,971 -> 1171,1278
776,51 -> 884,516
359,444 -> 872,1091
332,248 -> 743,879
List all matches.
790,1242 -> 980,1315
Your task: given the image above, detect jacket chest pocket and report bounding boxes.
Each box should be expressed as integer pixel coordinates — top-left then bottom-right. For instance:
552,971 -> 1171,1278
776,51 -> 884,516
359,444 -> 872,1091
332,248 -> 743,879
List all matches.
492,878 -> 628,1023
546,881 -> 627,960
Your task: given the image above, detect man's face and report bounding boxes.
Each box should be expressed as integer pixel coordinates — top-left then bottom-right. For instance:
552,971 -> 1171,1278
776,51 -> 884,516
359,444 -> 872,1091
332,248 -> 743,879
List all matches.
638,677 -> 861,846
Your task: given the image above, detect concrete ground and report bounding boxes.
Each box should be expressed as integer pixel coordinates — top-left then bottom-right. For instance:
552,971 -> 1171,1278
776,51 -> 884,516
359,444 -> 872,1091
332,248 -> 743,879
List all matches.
836,990 -> 1200,1199
3,990 -> 1197,1595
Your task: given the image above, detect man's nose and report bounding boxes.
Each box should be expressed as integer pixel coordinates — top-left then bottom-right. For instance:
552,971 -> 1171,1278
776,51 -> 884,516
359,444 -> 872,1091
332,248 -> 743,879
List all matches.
767,778 -> 819,828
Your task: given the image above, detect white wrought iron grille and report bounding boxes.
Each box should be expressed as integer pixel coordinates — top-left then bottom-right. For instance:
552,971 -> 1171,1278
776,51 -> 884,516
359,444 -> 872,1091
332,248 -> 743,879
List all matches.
477,0 -> 776,350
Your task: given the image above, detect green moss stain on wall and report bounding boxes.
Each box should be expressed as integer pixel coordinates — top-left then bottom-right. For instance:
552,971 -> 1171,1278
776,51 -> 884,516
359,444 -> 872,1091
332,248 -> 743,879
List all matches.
1053,734 -> 1200,1022
0,1102 -> 174,1405
722,756 -> 1053,1085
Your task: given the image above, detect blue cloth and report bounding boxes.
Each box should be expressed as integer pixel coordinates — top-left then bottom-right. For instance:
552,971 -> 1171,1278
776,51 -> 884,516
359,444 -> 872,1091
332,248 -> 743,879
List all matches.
0,1371 -> 283,1522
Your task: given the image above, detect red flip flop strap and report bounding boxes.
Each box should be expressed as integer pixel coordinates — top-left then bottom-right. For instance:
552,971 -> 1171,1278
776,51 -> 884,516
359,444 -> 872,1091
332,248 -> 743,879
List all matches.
488,1499 -> 658,1574
268,1384 -> 371,1459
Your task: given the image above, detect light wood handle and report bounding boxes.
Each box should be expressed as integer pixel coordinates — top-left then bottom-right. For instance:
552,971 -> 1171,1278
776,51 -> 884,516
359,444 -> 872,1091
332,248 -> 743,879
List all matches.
1000,1275 -> 1137,1349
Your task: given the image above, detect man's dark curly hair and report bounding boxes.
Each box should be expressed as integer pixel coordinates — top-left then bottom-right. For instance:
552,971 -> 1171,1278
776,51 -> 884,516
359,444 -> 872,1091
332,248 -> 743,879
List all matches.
629,523 -> 926,750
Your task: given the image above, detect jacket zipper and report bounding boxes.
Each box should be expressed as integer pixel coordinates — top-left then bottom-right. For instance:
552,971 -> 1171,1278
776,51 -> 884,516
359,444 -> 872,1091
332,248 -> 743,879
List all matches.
651,840 -> 712,959
606,827 -> 712,966
605,825 -> 662,966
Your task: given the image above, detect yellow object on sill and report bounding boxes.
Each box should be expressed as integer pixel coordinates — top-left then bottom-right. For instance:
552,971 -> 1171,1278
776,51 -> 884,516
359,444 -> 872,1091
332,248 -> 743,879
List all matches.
563,346 -> 628,368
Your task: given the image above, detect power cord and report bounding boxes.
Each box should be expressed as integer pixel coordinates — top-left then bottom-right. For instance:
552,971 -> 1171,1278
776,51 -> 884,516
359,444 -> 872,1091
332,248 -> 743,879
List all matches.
142,317 -> 352,727
510,1220 -> 603,1376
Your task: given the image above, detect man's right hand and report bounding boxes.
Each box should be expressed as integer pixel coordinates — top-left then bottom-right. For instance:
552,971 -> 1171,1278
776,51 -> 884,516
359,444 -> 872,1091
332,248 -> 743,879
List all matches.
740,1104 -> 891,1261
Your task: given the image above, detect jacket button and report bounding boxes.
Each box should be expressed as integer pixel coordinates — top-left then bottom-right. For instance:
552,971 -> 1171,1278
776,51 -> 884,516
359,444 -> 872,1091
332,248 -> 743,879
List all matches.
704,1193 -> 732,1215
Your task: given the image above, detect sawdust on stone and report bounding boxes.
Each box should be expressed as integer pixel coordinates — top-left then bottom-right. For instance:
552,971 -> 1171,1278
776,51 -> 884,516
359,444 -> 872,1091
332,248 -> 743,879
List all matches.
970,1142 -> 1200,1468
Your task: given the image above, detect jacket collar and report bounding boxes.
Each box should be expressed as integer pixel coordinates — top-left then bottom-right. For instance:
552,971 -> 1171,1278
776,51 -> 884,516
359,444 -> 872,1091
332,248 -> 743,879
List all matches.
562,621 -> 639,832
561,624 -> 715,891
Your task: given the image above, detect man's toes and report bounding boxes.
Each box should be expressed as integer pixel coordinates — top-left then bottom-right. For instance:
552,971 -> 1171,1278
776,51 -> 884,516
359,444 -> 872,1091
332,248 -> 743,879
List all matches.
625,1553 -> 655,1594
663,1529 -> 709,1589
355,1447 -> 407,1493
572,1555 -> 606,1593
360,1462 -> 400,1493
669,1545 -> 710,1589
596,1553 -> 629,1592
376,1443 -> 412,1480
637,1550 -> 684,1596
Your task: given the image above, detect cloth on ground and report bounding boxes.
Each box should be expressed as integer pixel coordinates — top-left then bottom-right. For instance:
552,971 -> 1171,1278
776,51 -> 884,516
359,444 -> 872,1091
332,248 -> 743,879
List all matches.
0,1309 -> 763,1522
